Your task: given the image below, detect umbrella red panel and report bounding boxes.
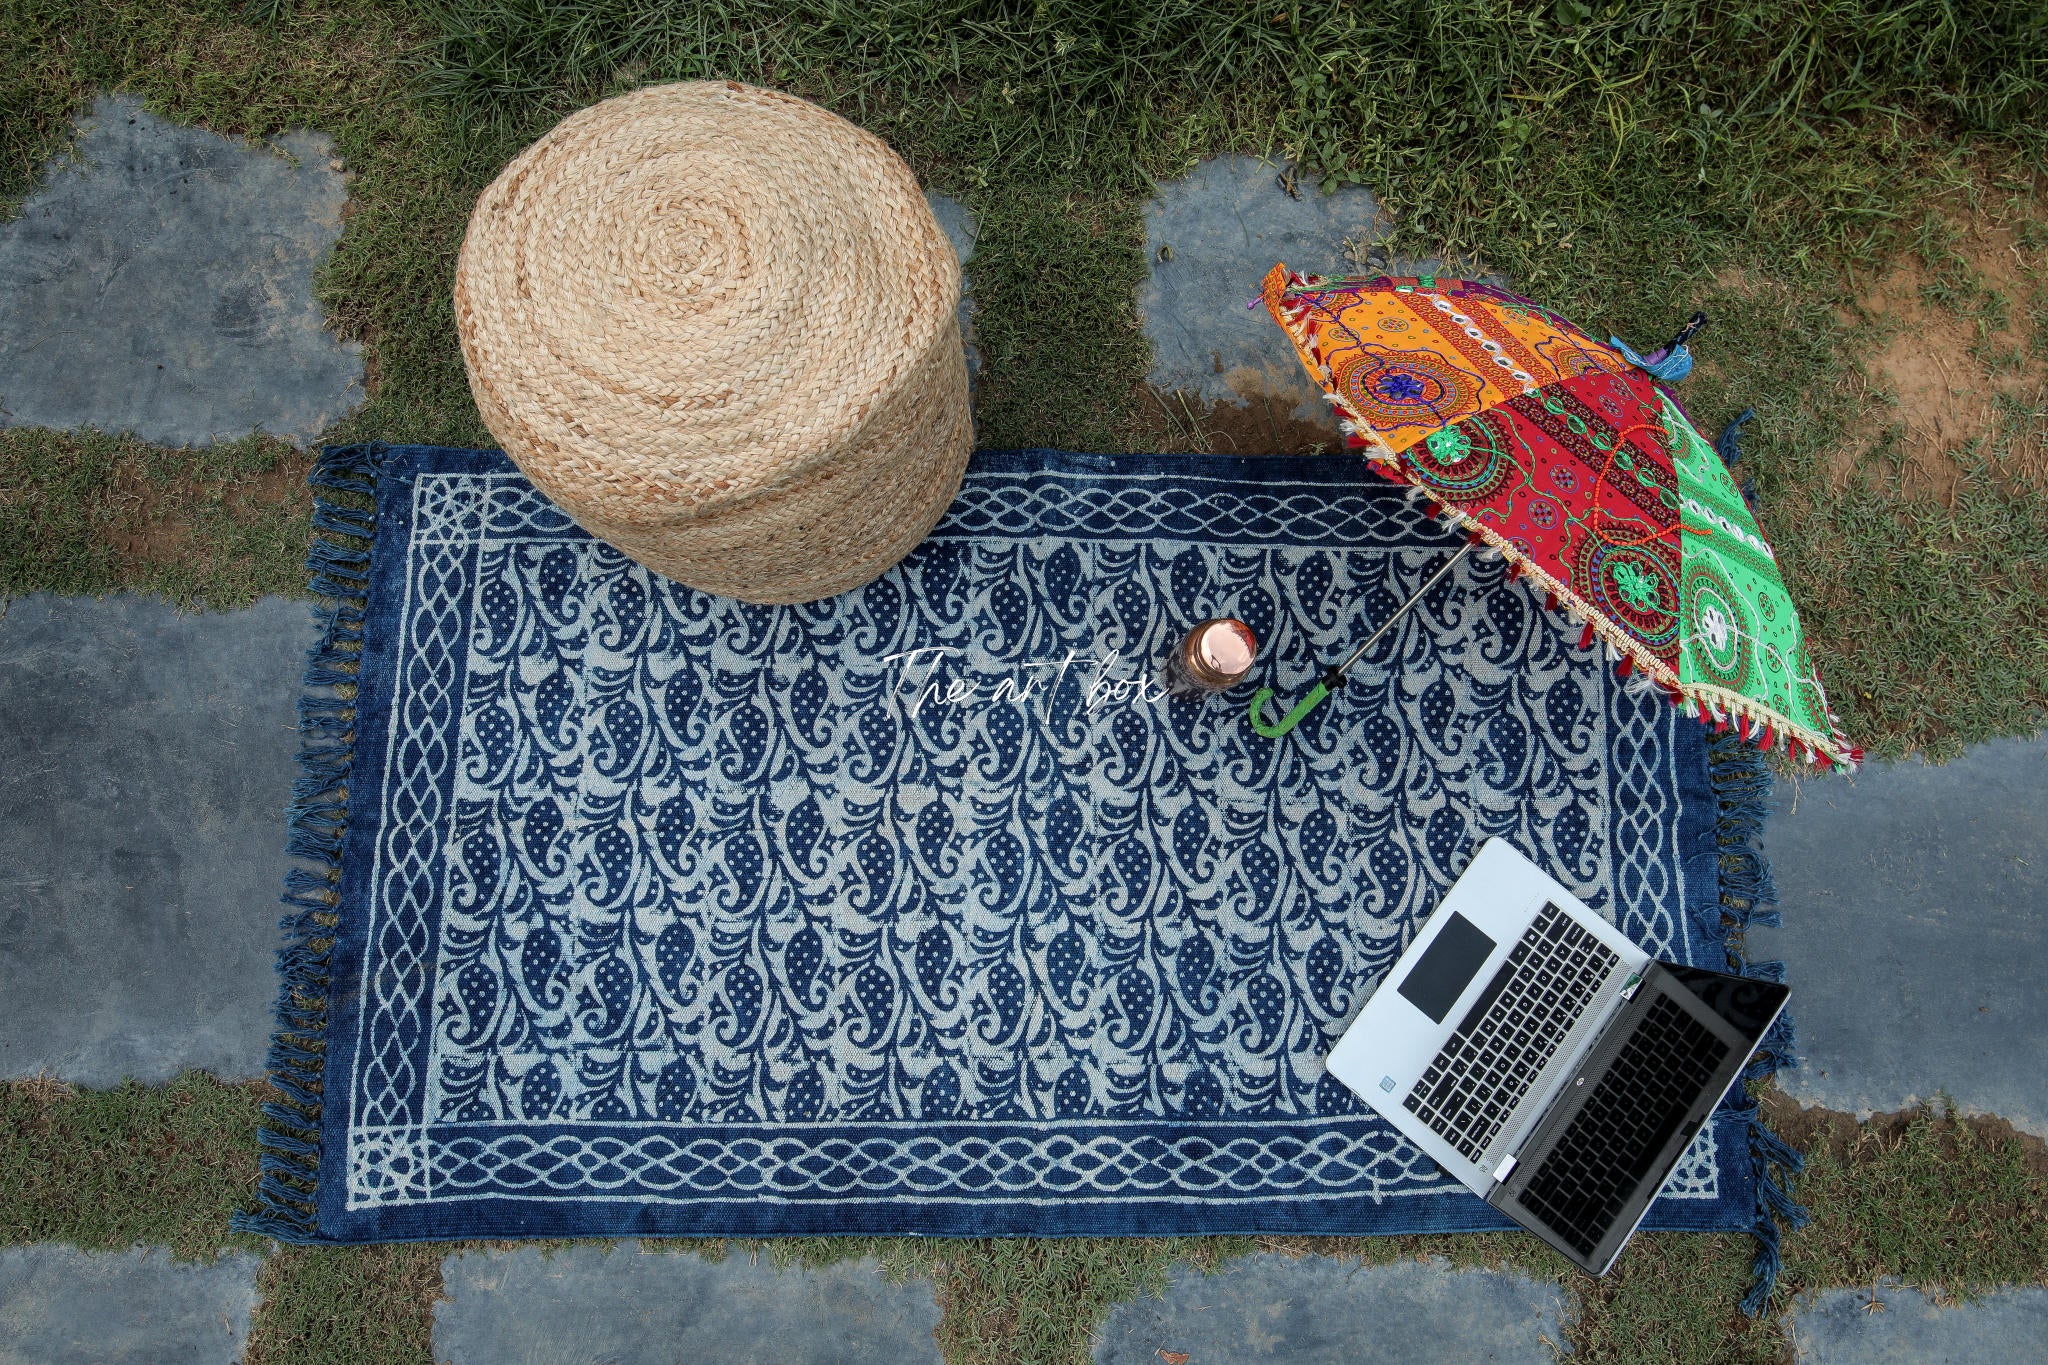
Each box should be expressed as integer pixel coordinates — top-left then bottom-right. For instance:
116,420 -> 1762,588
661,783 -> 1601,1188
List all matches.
1396,369 -> 1685,668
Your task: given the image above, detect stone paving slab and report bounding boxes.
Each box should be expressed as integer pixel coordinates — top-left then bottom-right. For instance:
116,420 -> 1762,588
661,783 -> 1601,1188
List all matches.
1092,1253 -> 1567,1364
0,1245 -> 262,1365
0,90 -> 363,448
0,594 -> 309,1085
1753,736 -> 2048,1133
1788,1279 -> 2048,1362
926,192 -> 981,383
1139,154 -> 1439,421
434,1247 -> 942,1365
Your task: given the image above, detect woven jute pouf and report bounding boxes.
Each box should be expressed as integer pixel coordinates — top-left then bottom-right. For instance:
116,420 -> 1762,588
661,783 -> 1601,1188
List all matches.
453,81 -> 970,603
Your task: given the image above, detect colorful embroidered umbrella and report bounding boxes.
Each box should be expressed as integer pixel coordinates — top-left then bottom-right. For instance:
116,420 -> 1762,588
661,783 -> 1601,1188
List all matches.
1254,263 -> 1860,770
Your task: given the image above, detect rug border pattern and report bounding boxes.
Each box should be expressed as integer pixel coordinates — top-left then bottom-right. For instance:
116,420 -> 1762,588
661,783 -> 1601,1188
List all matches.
236,444 -> 1804,1312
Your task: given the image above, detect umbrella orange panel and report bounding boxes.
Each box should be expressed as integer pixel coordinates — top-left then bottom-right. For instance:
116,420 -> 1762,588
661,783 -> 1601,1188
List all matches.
1256,264 -> 1858,769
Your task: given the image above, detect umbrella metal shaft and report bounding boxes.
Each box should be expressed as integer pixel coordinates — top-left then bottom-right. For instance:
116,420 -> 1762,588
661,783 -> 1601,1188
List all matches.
1330,542 -> 1475,680
1249,542 -> 1477,738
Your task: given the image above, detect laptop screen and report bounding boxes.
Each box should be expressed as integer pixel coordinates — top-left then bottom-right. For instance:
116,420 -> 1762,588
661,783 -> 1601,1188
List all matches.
1660,962 -> 1790,1047
1396,911 -> 1496,1023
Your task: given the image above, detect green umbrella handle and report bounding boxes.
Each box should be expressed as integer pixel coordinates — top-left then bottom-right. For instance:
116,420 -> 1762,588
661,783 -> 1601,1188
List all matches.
1248,543 -> 1478,741
1249,670 -> 1341,738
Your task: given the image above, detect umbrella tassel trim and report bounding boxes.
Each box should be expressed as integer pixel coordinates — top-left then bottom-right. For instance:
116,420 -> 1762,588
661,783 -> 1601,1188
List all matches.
1656,676 -> 1860,768
1407,486 -> 1860,767
1259,262 -> 1859,769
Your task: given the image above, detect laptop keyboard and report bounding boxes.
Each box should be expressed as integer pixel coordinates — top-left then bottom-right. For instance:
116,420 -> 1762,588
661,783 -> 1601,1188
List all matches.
1404,902 -> 1621,1164
1516,992 -> 1731,1256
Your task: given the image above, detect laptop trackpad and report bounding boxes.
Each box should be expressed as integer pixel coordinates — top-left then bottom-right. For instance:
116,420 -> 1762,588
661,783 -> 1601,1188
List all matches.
1395,912 -> 1496,1023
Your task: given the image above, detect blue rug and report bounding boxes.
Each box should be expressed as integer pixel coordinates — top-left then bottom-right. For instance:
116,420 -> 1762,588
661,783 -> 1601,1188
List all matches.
243,444 -> 1797,1288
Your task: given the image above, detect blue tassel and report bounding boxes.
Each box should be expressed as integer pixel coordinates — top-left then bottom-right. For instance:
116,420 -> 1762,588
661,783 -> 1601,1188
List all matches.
299,700 -> 356,722
260,1152 -> 317,1180
1613,310 -> 1707,382
260,1102 -> 318,1131
306,541 -> 370,581
1752,1124 -> 1808,1176
284,832 -> 340,860
1706,732 -> 1809,1317
1740,1215 -> 1783,1318
1715,407 -> 1757,468
257,1129 -> 321,1159
302,664 -> 361,688
312,504 -> 375,539
1612,336 -> 1696,381
1757,1173 -> 1804,1224
266,1074 -> 321,1107
254,1174 -> 317,1208
306,442 -> 386,496
240,441 -> 388,1244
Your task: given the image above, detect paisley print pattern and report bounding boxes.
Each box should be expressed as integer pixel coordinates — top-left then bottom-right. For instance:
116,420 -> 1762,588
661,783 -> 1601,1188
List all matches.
315,447 -> 1747,1241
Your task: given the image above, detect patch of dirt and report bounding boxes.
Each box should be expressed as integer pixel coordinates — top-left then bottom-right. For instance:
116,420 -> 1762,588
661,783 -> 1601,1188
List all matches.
1130,380 -> 1344,456
1762,1090 -> 2048,1179
237,452 -> 316,513
107,446 -> 312,576
1713,264 -> 1768,295
107,469 -> 192,571
1838,215 -> 2047,494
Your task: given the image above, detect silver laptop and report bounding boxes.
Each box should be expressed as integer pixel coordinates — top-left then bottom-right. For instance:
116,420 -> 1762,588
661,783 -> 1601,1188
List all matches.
1326,837 -> 1789,1275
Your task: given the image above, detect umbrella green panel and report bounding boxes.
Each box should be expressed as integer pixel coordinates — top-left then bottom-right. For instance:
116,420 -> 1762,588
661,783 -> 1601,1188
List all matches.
1253,266 -> 1857,766
1659,395 -> 1844,755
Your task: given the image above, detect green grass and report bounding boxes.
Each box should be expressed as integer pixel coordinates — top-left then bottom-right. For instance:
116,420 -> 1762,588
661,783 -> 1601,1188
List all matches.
1,2 -> 2047,1360
0,425 -> 310,606
6,1076 -> 2045,1363
1785,1100 -> 2048,1296
0,1075 -> 265,1260
245,1245 -> 448,1365
967,186 -> 1152,452
392,0 -> 2048,321
2,0 -> 2043,747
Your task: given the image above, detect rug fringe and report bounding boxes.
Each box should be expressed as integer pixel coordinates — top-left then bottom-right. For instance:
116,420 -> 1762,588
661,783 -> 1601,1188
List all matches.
1706,732 -> 1811,1316
232,441 -> 389,1245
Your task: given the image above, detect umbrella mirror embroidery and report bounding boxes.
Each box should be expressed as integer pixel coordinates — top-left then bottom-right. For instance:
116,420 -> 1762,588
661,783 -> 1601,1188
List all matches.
1611,560 -> 1661,612
1699,600 -> 1733,652
1256,263 -> 1859,766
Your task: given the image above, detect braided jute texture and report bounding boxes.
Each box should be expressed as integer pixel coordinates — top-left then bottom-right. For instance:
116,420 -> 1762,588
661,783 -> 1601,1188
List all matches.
454,81 -> 971,603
